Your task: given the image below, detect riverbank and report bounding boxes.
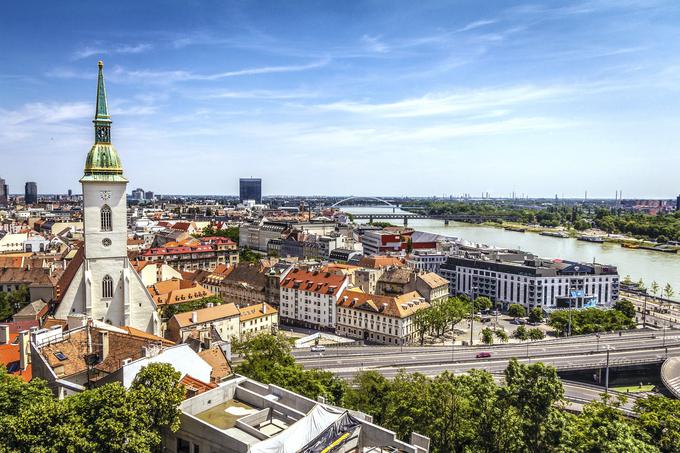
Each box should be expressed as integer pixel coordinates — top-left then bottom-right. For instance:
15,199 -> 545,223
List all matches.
482,221 -> 680,254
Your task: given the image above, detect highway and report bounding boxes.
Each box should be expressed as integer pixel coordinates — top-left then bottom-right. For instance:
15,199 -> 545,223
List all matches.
290,330 -> 673,412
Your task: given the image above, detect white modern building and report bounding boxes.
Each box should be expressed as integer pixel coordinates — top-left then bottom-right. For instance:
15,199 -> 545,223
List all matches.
404,250 -> 448,273
439,250 -> 619,311
54,61 -> 159,335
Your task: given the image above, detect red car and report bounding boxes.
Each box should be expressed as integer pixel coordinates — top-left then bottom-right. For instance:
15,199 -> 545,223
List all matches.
476,352 -> 492,358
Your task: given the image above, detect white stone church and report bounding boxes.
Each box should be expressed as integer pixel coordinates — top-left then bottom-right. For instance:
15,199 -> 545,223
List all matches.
55,61 -> 160,335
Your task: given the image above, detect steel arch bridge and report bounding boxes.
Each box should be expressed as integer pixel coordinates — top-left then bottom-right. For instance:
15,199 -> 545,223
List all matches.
331,196 -> 396,208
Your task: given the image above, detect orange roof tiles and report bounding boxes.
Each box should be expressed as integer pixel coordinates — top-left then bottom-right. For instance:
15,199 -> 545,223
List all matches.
238,303 -> 277,323
172,303 -> 240,328
147,279 -> 212,306
359,256 -> 405,269
280,268 -> 347,296
338,289 -> 429,319
197,347 -> 232,382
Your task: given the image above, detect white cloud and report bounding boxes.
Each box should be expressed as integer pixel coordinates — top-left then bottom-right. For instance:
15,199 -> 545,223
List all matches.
105,59 -> 330,84
73,43 -> 153,60
457,19 -> 498,32
315,85 -> 573,118
360,35 -> 389,53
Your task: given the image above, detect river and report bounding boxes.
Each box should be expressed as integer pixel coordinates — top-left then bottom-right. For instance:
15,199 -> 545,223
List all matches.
343,206 -> 680,298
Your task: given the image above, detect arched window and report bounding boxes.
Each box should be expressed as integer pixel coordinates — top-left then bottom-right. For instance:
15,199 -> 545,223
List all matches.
102,275 -> 113,298
101,205 -> 112,232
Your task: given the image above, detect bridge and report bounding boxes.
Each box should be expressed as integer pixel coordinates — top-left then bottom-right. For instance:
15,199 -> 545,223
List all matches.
331,196 -> 397,208
349,212 -> 517,226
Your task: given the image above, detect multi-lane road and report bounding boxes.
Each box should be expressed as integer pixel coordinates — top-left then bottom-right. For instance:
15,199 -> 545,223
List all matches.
292,330 -> 680,409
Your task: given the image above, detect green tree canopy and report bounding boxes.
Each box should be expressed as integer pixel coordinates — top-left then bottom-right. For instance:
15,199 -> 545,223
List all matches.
508,304 -> 526,319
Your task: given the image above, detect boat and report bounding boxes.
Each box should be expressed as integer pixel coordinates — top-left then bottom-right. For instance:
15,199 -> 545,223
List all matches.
540,231 -> 569,238
504,226 -> 526,233
578,236 -> 604,243
639,245 -> 679,254
621,243 -> 640,249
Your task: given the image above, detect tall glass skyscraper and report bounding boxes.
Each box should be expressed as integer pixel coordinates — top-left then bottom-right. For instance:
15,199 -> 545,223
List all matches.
0,177 -> 8,206
25,181 -> 38,204
239,178 -> 262,203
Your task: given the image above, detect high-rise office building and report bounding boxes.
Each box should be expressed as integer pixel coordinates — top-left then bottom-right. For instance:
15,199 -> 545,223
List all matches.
131,187 -> 144,200
677,194 -> 680,211
239,178 -> 262,203
0,177 -> 8,206
25,181 -> 38,204
144,191 -> 154,200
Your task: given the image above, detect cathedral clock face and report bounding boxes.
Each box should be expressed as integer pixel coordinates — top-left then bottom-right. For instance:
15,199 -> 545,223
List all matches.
102,238 -> 112,247
99,190 -> 111,201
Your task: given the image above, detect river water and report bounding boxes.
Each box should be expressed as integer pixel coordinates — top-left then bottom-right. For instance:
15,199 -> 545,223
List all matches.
344,206 -> 680,298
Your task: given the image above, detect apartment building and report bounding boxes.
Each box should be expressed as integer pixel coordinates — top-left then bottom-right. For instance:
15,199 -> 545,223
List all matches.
360,231 -> 402,256
405,250 -> 448,273
279,268 -> 349,330
137,237 -> 238,272
439,250 -> 619,310
238,303 -> 278,337
336,289 -> 430,345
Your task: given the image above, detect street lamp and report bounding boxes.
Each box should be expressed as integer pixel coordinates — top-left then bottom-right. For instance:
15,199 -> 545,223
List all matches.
470,286 -> 478,346
604,346 -> 613,396
596,333 -> 600,352
568,285 -> 575,337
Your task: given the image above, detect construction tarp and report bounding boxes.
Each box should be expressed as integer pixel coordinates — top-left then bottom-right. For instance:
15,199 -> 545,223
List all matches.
298,411 -> 362,453
249,404 -> 344,453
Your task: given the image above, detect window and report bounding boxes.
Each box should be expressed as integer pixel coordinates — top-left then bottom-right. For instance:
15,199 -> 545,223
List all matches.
102,275 -> 113,298
101,205 -> 112,231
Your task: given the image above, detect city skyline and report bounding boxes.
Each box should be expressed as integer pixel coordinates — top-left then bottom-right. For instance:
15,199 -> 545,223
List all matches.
2,1 -> 680,197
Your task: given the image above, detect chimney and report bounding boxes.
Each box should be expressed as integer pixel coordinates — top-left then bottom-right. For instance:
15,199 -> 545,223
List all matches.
0,325 -> 9,345
100,331 -> 109,361
191,311 -> 198,324
18,330 -> 30,371
262,302 -> 267,315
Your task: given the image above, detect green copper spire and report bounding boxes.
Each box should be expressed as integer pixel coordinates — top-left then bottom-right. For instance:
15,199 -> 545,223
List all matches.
95,60 -> 110,122
82,61 -> 127,183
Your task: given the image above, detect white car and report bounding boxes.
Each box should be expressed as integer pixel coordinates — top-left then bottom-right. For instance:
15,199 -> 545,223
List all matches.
310,345 -> 326,352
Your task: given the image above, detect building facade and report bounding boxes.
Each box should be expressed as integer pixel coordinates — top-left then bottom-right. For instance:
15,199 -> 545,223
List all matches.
24,182 -> 38,205
239,178 -> 262,203
336,289 -> 430,345
439,250 -> 619,311
54,62 -> 159,335
279,268 -> 349,330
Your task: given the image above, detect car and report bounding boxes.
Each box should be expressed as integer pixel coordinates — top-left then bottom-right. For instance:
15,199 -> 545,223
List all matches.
480,317 -> 492,323
310,345 -> 326,352
476,352 -> 492,358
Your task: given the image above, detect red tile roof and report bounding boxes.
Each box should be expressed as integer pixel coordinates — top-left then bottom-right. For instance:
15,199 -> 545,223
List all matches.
280,268 -> 347,296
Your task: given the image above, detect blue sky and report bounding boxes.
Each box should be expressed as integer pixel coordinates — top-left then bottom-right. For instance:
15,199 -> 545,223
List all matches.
1,0 -> 680,197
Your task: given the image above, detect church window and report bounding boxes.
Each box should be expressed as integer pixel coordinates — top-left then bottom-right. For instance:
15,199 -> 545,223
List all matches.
102,275 -> 113,298
101,205 -> 112,231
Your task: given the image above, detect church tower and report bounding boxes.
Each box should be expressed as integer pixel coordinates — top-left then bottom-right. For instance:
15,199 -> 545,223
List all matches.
55,62 -> 159,334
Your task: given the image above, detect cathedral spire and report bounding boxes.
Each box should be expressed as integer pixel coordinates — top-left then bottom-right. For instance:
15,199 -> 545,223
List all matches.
94,61 -> 111,144
82,60 -> 126,182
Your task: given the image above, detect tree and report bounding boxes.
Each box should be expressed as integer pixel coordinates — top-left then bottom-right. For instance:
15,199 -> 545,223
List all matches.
613,299 -> 636,320
528,307 -> 544,324
494,329 -> 509,343
650,281 -> 660,299
561,400 -> 656,452
508,304 -> 526,319
342,371 -> 391,425
663,283 -> 674,300
480,327 -> 494,345
513,325 -> 528,341
637,278 -> 647,292
129,363 -> 185,434
239,247 -> 260,264
622,275 -> 633,285
500,359 -> 566,452
527,328 -> 545,341
635,395 -> 680,453
0,362 -> 186,453
474,296 -> 493,312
